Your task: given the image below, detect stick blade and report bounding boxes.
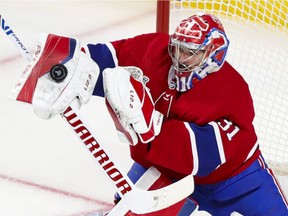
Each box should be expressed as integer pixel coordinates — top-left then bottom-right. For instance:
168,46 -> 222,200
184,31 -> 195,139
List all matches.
129,174 -> 194,214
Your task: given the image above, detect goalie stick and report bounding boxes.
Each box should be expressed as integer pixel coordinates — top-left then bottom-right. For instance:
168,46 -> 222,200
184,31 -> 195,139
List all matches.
0,15 -> 31,62
1,14 -> 194,215
64,103 -> 194,215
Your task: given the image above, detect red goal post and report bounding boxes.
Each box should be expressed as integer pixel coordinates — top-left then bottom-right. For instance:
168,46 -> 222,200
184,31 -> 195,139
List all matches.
156,0 -> 288,177
156,0 -> 170,33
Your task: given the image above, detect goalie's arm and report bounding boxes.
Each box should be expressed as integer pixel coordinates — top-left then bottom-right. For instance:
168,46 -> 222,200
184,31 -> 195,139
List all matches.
131,119 -> 228,178
103,66 -> 227,178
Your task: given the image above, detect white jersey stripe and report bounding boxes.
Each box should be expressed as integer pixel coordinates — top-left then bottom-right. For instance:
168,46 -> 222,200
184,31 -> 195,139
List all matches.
184,122 -> 199,175
209,121 -> 226,164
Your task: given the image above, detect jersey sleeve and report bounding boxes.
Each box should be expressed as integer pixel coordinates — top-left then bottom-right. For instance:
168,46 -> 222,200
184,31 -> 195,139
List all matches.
140,119 -> 227,178
84,42 -> 121,97
131,115 -> 257,183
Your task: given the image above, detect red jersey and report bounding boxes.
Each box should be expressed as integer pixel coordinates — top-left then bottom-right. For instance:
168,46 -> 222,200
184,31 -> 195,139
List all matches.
87,33 -> 260,184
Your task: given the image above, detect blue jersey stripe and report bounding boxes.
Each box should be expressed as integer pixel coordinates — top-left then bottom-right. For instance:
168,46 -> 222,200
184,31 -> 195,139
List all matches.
87,43 -> 117,97
188,123 -> 223,176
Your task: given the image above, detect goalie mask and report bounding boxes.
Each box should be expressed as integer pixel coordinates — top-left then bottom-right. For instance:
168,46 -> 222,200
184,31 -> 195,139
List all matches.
168,13 -> 229,92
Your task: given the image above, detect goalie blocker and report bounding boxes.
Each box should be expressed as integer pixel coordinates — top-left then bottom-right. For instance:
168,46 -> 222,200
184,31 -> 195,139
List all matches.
103,66 -> 163,146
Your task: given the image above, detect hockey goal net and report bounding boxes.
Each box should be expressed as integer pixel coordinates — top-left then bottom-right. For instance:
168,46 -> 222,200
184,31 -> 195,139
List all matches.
156,0 -> 288,186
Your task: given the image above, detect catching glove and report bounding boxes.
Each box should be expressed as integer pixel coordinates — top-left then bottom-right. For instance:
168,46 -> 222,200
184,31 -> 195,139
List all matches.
10,33 -> 99,119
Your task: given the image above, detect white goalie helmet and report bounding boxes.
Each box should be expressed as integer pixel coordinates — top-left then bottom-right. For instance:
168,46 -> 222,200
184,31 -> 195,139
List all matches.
168,13 -> 230,92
